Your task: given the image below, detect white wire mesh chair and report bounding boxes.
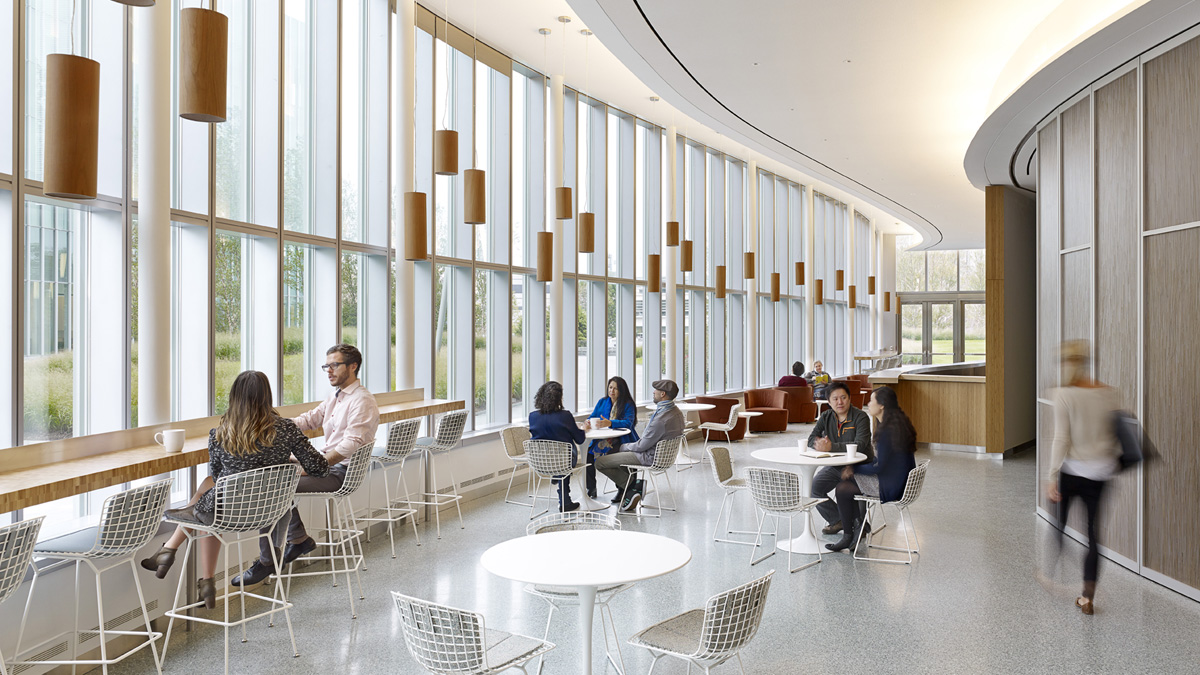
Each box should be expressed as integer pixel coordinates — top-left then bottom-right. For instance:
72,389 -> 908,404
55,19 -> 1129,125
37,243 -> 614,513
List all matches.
628,571 -> 774,675
392,592 -> 554,675
360,418 -> 423,558
853,460 -> 930,564
705,446 -> 758,547
746,467 -> 825,573
699,404 -> 741,456
523,440 -> 585,520
500,426 -> 535,506
1,516 -> 43,675
17,479 -> 171,675
161,464 -> 301,675
409,409 -> 469,538
620,436 -> 682,518
524,512 -> 629,675
275,442 -> 375,619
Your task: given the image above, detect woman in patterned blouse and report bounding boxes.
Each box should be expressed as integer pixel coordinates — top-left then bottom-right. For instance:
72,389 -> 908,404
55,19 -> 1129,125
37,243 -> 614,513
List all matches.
140,370 -> 328,608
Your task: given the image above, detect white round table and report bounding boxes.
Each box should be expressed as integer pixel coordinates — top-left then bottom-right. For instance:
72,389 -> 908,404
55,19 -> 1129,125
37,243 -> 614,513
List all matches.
750,448 -> 867,554
580,428 -> 631,510
643,402 -> 715,465
738,410 -> 763,439
481,530 -> 691,675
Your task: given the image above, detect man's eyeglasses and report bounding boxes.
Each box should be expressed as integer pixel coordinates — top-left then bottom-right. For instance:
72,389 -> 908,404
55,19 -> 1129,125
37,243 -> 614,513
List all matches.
320,361 -> 347,372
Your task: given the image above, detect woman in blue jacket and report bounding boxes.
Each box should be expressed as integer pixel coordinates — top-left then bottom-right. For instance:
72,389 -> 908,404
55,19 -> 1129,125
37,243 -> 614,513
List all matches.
584,376 -> 639,498
528,381 -> 587,512
827,385 -> 917,552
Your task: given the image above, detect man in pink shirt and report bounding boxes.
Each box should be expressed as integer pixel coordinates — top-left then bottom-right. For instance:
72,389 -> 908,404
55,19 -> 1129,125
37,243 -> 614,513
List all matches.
234,344 -> 379,586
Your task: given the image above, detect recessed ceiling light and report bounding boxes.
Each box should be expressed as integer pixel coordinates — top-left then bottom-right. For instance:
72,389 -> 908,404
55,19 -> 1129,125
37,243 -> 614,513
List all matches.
753,62 -> 759,66
844,59 -> 851,63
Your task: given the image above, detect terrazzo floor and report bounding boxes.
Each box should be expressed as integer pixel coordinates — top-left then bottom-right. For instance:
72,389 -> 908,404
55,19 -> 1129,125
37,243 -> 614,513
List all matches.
109,424 -> 1200,674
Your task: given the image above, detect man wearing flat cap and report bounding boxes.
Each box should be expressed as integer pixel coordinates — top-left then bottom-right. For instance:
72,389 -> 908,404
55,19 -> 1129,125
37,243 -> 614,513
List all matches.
596,379 -> 684,512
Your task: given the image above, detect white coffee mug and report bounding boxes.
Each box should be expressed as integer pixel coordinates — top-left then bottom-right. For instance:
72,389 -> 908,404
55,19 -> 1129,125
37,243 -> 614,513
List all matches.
155,429 -> 186,454
845,443 -> 858,457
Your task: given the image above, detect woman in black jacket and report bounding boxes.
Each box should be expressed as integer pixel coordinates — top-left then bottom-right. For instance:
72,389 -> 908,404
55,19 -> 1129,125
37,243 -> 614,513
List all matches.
528,381 -> 586,512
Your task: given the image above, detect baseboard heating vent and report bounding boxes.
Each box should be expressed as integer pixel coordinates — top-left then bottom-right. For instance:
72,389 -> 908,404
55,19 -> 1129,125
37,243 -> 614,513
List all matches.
461,472 -> 495,488
79,599 -> 160,644
13,640 -> 69,674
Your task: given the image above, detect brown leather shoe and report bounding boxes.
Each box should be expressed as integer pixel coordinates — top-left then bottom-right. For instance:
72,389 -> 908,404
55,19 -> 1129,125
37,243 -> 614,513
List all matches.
1076,596 -> 1094,615
140,546 -> 177,579
822,521 -> 843,535
197,578 -> 217,610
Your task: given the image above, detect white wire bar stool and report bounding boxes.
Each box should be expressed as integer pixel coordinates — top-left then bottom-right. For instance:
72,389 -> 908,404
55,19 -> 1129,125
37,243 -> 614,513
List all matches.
853,460 -> 930,564
392,592 -> 555,675
360,418 -> 423,557
500,425 -> 536,506
524,512 -> 630,675
523,440 -> 585,520
620,436 -> 683,518
409,409 -> 469,538
0,516 -> 43,675
161,464 -> 300,675
275,443 -> 375,619
705,446 -> 758,547
628,571 -> 774,675
17,479 -> 171,675
699,404 -> 741,455
746,467 -> 825,573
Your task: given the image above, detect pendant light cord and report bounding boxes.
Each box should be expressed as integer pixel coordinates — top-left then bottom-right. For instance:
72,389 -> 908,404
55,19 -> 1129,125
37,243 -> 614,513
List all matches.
70,0 -> 77,55
472,0 -> 478,169
440,0 -> 451,130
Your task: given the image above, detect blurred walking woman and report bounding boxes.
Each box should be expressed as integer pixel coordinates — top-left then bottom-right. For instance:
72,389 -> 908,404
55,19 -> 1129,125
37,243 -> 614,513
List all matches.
826,386 -> 917,552
1046,340 -> 1119,615
140,371 -> 329,609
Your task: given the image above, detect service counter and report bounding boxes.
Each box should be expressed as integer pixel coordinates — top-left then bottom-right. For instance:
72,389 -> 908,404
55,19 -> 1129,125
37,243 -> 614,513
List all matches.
869,362 -> 988,452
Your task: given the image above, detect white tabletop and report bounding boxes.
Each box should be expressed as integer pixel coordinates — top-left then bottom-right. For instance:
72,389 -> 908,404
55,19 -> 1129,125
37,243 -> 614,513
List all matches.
584,427 -> 630,440
482,531 -> 691,587
738,411 -> 763,417
645,402 -> 715,412
751,447 -> 867,467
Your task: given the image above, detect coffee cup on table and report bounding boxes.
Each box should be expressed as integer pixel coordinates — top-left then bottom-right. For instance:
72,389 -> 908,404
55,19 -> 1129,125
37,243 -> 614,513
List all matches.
845,443 -> 858,457
155,429 -> 186,454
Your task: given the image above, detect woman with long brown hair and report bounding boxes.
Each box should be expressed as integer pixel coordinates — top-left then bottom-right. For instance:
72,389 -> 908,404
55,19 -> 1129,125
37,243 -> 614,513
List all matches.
139,371 -> 328,609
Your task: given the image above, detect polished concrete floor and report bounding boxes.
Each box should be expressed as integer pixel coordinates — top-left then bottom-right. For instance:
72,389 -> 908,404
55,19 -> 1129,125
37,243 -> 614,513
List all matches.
110,424 -> 1200,674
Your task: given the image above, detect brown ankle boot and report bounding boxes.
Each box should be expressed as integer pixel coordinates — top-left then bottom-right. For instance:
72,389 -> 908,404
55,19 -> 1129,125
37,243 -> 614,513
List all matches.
197,578 -> 216,610
139,546 -> 177,579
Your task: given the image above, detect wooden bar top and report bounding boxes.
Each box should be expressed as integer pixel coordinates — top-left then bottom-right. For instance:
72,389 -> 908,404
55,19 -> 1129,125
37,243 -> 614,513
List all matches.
0,390 -> 463,513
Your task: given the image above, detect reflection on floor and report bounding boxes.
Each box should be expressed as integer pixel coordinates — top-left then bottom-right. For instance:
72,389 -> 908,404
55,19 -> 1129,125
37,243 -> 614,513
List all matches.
110,424 -> 1200,674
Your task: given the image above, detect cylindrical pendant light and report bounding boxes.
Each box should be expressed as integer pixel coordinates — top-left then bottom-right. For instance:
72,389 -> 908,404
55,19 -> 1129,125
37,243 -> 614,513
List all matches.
647,254 -> 661,293
884,291 -> 891,312
680,240 -> 693,272
44,54 -> 100,200
794,261 -> 805,286
666,221 -> 680,247
715,265 -> 727,299
835,269 -> 845,291
403,192 -> 428,261
434,129 -> 459,176
555,187 -> 573,220
849,285 -> 857,309
743,252 -> 755,279
770,273 -> 781,302
536,231 -> 554,282
868,275 -> 876,295
464,168 -> 486,224
815,279 -> 824,305
179,8 -> 228,123
577,212 -> 595,253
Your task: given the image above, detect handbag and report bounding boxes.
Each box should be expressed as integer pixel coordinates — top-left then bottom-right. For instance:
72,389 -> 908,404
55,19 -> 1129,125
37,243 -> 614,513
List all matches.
1112,409 -> 1143,471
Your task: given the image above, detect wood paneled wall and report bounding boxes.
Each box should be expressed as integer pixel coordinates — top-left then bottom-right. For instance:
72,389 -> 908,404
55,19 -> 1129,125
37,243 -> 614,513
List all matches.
1144,35 -> 1200,231
1061,100 -> 1092,250
1037,123 -> 1060,398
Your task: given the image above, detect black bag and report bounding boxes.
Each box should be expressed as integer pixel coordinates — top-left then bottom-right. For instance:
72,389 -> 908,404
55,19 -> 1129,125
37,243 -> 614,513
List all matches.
1113,410 -> 1142,471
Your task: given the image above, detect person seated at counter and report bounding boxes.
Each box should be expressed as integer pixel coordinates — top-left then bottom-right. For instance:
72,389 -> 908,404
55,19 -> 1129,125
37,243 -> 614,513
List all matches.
807,381 -> 874,536
826,386 -> 917,552
804,360 -> 833,399
583,376 -> 639,499
235,343 -> 379,587
140,370 -> 329,609
529,381 -> 587,512
596,379 -> 684,512
777,361 -> 809,388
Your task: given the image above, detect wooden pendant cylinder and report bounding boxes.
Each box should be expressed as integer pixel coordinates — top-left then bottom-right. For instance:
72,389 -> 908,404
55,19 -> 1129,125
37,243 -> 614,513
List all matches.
770,273 -> 781,302
884,291 -> 891,312
44,54 -> 100,200
536,231 -> 554,282
715,265 -> 726,299
849,285 -> 857,309
815,279 -> 824,305
647,254 -> 661,293
464,169 -> 486,224
577,212 -> 595,253
680,240 -> 693,272
180,8 -> 228,123
403,192 -> 428,261
666,221 -> 680,247
555,187 -> 573,219
835,269 -> 845,291
434,129 -> 459,175
794,261 -> 805,286
868,275 -> 876,295
743,252 -> 755,279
